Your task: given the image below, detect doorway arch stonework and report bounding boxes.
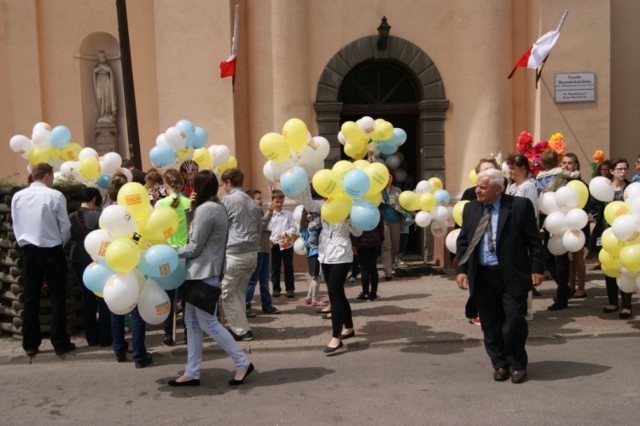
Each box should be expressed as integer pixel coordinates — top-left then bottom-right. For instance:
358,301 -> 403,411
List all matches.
314,35 -> 450,181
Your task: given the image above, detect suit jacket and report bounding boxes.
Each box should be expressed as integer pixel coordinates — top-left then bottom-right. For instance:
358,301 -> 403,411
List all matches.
456,194 -> 543,297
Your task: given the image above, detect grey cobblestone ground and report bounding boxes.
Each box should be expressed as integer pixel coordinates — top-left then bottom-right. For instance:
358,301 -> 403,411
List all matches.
1,261 -> 637,365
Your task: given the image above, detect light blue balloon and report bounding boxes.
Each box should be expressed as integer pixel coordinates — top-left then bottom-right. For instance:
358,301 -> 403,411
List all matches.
193,126 -> 208,149
434,189 -> 450,206
82,262 -> 115,293
149,145 -> 177,168
389,128 -> 407,146
154,261 -> 186,291
50,125 -> 71,148
377,140 -> 398,155
96,174 -> 111,189
279,166 -> 308,196
350,200 -> 380,231
343,169 -> 370,199
176,119 -> 196,148
138,244 -> 179,278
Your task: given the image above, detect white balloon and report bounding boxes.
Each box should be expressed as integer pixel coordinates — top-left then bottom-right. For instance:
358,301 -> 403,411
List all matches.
302,161 -> 325,178
445,228 -> 461,253
9,135 -> 33,155
156,134 -> 168,146
434,205 -> 451,223
548,234 -> 568,255
415,180 -> 432,194
32,122 -> 51,133
103,272 -> 140,314
562,230 -> 585,252
84,229 -> 113,262
430,220 -> 448,238
60,161 -> 79,177
538,192 -> 558,216
165,126 -> 186,151
299,136 -> 330,164
137,279 -> 171,325
79,147 -> 99,161
544,211 -> 568,235
415,211 -> 432,228
611,215 -> 640,242
263,161 -> 278,183
100,152 -> 122,175
337,131 -> 347,146
616,274 -> 638,293
117,167 -> 133,182
555,186 -> 579,211
624,182 -> 640,202
31,128 -> 51,150
565,208 -> 589,231
293,237 -> 308,256
385,155 -> 401,170
293,204 -> 304,225
212,145 -> 231,167
358,116 -> 375,136
100,205 -> 136,238
589,176 -> 614,203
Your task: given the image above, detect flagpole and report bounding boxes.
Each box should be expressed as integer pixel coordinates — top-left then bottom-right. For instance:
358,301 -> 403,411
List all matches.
535,58 -> 548,89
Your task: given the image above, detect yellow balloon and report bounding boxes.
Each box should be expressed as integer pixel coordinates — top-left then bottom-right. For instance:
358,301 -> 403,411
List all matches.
312,169 -> 343,198
217,155 -> 237,174
399,191 -> 420,211
604,201 -> 631,226
117,182 -> 151,220
419,192 -> 436,212
48,146 -> 62,160
332,160 -> 355,179
341,121 -> 361,140
94,292 -> 104,298
365,163 -> 390,194
176,147 -> 191,160
282,118 -> 309,152
601,264 -> 620,278
598,249 -> 620,270
193,147 -> 213,168
105,238 -> 141,273
259,132 -> 290,162
28,147 -> 49,165
61,142 -> 82,161
321,195 -> 352,224
373,120 -> 394,141
468,169 -> 478,185
353,160 -> 369,170
79,157 -> 101,179
145,206 -> 179,240
566,180 -> 589,209
363,190 -> 382,206
601,228 -> 625,256
428,177 -> 444,192
619,244 -> 640,272
452,200 -> 469,226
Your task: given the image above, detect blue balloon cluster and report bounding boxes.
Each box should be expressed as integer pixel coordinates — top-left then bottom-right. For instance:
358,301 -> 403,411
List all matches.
349,200 -> 380,231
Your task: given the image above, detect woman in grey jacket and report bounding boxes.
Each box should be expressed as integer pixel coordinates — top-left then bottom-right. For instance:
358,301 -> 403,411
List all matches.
168,170 -> 254,387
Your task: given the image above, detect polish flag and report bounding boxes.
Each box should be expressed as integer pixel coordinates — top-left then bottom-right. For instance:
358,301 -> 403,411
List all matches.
220,4 -> 239,78
508,10 -> 568,79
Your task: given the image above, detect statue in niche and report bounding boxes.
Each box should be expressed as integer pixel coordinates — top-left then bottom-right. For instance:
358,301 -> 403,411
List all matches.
93,50 -> 117,124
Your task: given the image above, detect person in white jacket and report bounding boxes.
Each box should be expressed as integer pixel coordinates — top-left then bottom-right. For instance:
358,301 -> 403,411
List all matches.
318,219 -> 362,353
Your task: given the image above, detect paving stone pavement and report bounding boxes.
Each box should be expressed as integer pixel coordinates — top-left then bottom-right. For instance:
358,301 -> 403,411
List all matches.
1,261 -> 638,365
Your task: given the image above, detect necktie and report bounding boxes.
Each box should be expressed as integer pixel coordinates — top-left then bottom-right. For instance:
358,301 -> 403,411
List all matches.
459,204 -> 493,265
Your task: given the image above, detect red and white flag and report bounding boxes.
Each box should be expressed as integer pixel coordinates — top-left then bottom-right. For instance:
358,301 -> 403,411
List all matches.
508,10 -> 568,79
220,4 -> 239,78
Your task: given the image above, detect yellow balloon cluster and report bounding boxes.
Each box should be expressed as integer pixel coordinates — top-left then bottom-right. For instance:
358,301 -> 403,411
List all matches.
339,117 -> 396,160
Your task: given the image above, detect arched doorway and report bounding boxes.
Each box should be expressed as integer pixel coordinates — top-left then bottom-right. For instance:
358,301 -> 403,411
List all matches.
314,35 -> 449,258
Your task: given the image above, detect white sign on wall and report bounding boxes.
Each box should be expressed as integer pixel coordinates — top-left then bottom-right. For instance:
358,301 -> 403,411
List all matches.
555,72 -> 596,103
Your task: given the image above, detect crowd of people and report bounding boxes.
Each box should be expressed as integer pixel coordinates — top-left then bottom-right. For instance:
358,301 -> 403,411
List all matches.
9,150 -> 640,385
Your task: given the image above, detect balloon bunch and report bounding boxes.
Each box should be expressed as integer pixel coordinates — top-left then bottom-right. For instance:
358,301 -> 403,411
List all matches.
396,177 -> 452,238
9,122 -> 83,172
310,160 -> 390,231
61,149 -> 128,188
338,116 -> 406,160
82,182 -> 186,324
538,181 -> 591,254
260,118 -> 330,196
590,181 -> 640,291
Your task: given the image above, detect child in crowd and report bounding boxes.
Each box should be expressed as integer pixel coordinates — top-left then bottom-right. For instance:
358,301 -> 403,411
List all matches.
300,209 -> 327,307
268,190 -> 297,298
145,168 -> 165,206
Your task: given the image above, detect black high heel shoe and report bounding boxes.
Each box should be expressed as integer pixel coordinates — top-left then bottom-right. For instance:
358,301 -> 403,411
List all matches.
340,330 -> 355,340
228,363 -> 255,386
323,340 -> 343,353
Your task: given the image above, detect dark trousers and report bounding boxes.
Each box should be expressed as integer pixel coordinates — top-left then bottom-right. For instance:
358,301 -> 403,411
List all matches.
21,245 -> 70,352
73,263 -> 112,346
605,276 -> 632,309
474,266 -> 529,371
111,307 -> 147,361
246,252 -> 272,308
163,289 -> 176,337
350,255 -> 360,278
357,248 -> 379,295
322,262 -> 353,338
271,246 -> 294,292
543,231 -> 571,301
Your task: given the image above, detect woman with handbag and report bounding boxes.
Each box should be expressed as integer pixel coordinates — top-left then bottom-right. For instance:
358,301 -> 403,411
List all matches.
169,170 -> 254,387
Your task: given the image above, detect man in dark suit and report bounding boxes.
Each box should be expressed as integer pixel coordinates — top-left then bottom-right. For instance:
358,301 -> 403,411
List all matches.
456,168 -> 544,383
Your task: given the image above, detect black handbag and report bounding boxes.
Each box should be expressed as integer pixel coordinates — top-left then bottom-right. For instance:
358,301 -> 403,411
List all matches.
180,280 -> 221,315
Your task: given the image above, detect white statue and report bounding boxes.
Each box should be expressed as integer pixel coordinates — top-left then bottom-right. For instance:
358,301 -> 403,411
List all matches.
93,50 -> 117,124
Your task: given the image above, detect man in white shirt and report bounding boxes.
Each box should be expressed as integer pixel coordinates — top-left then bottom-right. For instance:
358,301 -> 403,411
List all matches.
11,163 -> 74,357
